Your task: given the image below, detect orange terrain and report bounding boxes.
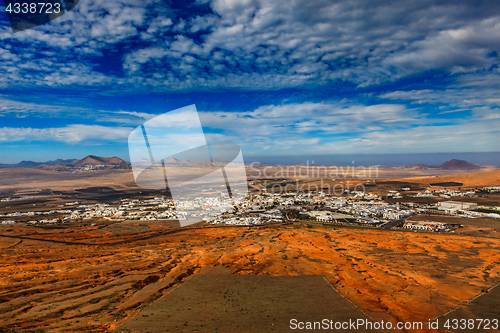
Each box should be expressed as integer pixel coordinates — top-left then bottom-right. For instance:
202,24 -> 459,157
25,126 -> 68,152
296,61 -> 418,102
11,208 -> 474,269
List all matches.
395,169 -> 500,188
1,224 -> 500,332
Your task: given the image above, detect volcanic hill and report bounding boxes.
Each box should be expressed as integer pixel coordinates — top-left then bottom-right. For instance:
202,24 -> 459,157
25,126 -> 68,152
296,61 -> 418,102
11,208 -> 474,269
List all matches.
70,155 -> 128,166
407,159 -> 483,170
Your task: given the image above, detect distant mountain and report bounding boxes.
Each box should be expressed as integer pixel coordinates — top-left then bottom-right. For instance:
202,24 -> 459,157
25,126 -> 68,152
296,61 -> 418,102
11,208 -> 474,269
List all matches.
71,155 -> 128,166
164,157 -> 193,165
436,159 -> 482,170
0,156 -> 127,169
133,158 -> 151,164
14,161 -> 43,168
164,157 -> 179,164
45,159 -> 77,165
405,159 -> 483,170
0,159 -> 75,168
0,157 -> 486,170
212,158 -> 230,164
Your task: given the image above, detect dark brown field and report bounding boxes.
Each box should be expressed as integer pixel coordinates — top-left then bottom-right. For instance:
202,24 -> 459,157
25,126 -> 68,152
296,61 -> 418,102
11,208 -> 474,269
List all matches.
117,274 -> 384,333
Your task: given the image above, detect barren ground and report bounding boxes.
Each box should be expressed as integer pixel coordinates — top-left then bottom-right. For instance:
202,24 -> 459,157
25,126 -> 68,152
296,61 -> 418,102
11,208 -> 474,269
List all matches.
117,274 -> 384,333
1,223 -> 499,332
1,166 -> 498,193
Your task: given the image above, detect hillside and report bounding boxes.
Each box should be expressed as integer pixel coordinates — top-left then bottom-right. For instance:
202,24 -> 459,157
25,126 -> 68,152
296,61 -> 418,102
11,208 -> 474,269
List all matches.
71,155 -> 127,166
0,159 -> 76,169
434,159 -> 482,170
406,159 -> 483,170
164,157 -> 192,165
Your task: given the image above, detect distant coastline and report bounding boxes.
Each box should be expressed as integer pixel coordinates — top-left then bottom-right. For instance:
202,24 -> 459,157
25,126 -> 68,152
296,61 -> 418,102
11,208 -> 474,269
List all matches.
247,152 -> 500,167
2,151 -> 500,168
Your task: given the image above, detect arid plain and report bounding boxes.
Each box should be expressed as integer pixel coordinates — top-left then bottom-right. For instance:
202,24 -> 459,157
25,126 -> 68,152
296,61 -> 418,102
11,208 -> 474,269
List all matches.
1,223 -> 500,332
1,164 -> 500,332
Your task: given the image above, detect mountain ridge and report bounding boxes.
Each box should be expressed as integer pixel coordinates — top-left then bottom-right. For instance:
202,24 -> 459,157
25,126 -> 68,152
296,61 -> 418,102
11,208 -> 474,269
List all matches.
406,159 -> 483,170
0,157 -> 488,169
71,155 -> 127,166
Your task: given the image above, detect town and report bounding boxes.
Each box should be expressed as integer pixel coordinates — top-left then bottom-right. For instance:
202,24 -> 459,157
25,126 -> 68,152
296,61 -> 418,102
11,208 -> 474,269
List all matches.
2,186 -> 499,233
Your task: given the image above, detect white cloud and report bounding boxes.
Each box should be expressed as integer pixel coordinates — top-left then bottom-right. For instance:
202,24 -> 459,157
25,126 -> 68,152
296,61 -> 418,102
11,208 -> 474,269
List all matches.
114,110 -> 156,120
335,119 -> 500,154
194,100 -> 500,155
0,125 -> 132,143
3,0 -> 497,91
0,97 -> 156,125
199,102 -> 422,139
382,17 -> 500,75
380,86 -> 500,109
0,0 -> 498,157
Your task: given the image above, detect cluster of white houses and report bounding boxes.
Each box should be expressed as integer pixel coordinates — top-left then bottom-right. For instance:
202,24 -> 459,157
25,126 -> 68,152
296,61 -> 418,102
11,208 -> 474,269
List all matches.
403,221 -> 449,232
2,184 -> 499,231
0,196 -> 34,202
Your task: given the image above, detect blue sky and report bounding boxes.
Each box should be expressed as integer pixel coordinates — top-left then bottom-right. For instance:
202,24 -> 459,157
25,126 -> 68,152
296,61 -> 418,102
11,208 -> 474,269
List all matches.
0,0 -> 499,164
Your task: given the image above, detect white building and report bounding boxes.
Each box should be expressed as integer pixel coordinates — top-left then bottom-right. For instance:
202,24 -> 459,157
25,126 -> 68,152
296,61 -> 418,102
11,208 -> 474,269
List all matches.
383,209 -> 412,220
404,220 -> 448,232
438,201 -> 477,213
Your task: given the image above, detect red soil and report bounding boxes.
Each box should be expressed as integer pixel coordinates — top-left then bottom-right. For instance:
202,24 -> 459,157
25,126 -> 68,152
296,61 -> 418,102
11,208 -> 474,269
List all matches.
0,224 -> 499,332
